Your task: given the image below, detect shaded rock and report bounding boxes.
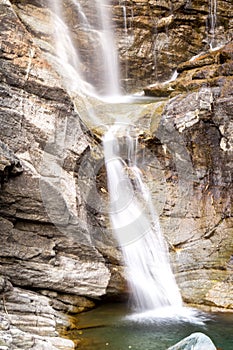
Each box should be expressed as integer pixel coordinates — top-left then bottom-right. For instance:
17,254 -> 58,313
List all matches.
0,141 -> 23,184
106,265 -> 128,298
0,274 -> 13,294
41,291 -> 95,314
220,41 -> 233,62
144,43 -> 233,98
177,52 -> 220,73
0,218 -> 111,297
167,332 -> 217,350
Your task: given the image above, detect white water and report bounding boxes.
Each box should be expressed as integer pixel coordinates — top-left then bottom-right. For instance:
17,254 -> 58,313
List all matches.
49,1 -> 87,93
122,5 -> 128,35
209,0 -> 217,36
208,0 -> 217,49
49,0 -> 199,319
95,0 -> 121,95
148,70 -> 178,88
49,0 -> 121,96
103,125 -> 183,312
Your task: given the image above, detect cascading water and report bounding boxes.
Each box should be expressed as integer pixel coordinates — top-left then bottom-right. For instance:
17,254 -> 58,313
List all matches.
208,0 -> 217,49
49,0 -> 121,96
122,4 -> 127,35
48,0 -> 199,320
103,125 -> 183,314
51,5 -> 89,93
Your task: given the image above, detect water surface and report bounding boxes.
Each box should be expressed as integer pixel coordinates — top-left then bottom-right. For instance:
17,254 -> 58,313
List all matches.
77,303 -> 233,350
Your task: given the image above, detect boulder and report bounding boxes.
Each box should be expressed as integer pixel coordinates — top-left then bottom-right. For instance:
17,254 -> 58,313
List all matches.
167,332 -> 217,350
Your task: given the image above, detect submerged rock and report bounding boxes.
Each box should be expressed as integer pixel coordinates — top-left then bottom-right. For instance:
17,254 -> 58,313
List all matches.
167,332 -> 217,350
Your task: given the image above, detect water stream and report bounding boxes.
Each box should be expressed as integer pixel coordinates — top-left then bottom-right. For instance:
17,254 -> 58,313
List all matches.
76,304 -> 233,350
103,125 -> 183,313
49,0 -> 120,96
48,0 -> 226,324
49,0 -> 191,319
208,0 -> 218,49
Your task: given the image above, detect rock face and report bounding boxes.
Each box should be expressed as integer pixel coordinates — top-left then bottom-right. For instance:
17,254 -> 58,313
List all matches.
0,1 -> 118,348
113,0 -> 233,92
144,42 -> 233,310
0,0 -> 232,349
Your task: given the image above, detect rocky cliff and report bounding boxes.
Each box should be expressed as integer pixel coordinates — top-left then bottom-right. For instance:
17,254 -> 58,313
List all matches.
0,0 -> 232,349
0,1 -> 116,348
144,42 -> 233,310
114,0 -> 233,92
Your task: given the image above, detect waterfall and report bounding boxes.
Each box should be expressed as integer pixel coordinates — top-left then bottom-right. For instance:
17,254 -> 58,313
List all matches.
209,0 -> 217,35
208,0 -> 217,49
103,125 -> 183,312
49,0 -> 121,96
122,4 -> 128,35
51,7 -> 89,93
94,0 -> 121,95
49,0 -> 189,318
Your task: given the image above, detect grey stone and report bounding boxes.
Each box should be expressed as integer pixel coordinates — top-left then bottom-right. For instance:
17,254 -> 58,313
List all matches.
167,332 -> 217,350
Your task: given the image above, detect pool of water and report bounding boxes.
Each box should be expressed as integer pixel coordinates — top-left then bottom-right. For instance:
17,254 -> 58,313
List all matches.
76,303 -> 233,350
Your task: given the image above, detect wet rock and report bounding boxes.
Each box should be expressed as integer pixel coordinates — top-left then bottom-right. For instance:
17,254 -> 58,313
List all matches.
220,41 -> 233,62
12,0 -> 233,92
144,43 -> 233,98
177,52 -> 220,73
113,0 -> 232,91
167,332 -> 217,350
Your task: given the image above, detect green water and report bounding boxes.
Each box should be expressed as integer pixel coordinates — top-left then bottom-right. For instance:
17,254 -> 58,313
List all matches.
77,304 -> 233,350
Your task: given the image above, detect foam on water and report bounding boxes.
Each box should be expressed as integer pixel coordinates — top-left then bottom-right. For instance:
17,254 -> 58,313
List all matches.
125,306 -> 208,325
103,125 -> 183,313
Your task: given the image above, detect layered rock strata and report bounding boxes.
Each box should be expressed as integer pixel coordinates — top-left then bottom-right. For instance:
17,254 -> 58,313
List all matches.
113,0 -> 233,91
0,1 -> 123,348
0,0 -> 232,349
